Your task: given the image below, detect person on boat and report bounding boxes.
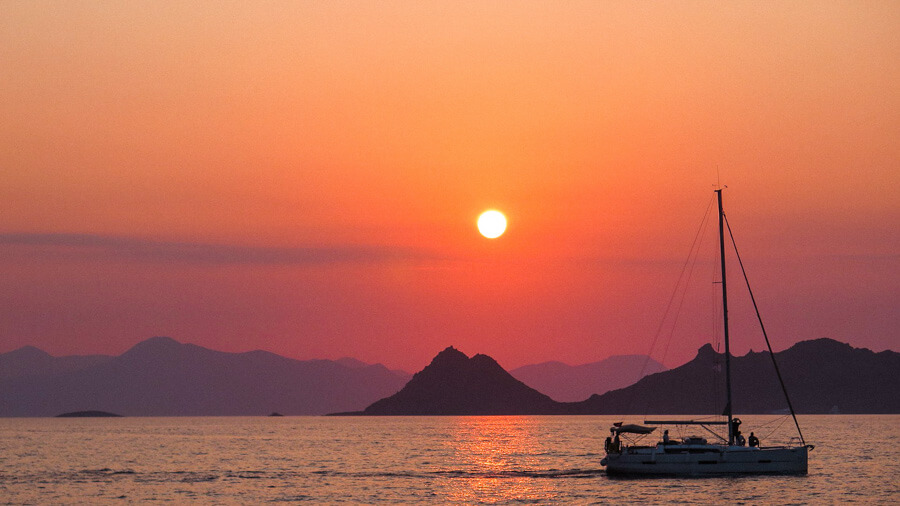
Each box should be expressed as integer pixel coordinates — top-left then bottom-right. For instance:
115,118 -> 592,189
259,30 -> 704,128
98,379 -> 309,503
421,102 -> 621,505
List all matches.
613,433 -> 621,452
731,418 -> 743,445
748,432 -> 759,447
663,429 -> 670,444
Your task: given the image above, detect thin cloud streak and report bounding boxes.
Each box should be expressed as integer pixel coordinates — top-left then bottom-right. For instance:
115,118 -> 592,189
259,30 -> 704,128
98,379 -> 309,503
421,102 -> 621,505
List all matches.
0,233 -> 440,266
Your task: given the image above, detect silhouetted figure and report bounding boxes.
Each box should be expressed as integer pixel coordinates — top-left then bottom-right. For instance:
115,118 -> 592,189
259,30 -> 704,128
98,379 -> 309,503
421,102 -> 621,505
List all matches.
737,433 -> 746,446
663,429 -> 670,444
748,432 -> 759,447
731,418 -> 743,445
613,433 -> 621,452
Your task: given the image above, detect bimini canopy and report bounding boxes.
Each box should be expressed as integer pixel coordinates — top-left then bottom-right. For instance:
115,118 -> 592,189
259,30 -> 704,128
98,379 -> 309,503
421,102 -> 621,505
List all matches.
612,424 -> 656,435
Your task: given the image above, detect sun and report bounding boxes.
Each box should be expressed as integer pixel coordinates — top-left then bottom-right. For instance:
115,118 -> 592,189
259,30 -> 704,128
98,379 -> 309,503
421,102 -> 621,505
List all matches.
477,210 -> 507,239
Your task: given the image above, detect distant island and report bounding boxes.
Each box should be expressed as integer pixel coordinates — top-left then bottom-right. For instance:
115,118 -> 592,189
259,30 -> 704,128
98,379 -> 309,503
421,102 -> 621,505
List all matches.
56,410 -> 122,417
335,338 -> 900,415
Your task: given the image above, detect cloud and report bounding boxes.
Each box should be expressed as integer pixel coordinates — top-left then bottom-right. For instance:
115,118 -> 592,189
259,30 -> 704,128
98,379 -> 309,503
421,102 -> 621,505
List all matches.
0,232 -> 436,266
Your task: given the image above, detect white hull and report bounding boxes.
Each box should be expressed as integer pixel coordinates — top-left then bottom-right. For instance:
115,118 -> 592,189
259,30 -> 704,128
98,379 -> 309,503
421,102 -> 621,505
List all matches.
602,444 -> 808,476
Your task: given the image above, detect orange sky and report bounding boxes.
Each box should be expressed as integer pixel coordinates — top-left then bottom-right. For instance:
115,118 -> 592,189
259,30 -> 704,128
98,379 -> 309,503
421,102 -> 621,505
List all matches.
1,1 -> 898,371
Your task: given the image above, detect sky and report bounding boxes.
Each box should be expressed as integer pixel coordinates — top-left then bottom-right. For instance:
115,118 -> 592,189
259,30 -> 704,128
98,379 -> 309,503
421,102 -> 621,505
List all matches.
1,1 -> 898,372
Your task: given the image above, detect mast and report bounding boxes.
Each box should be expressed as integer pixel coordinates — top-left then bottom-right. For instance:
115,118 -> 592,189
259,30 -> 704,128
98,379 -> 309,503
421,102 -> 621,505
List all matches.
716,189 -> 734,445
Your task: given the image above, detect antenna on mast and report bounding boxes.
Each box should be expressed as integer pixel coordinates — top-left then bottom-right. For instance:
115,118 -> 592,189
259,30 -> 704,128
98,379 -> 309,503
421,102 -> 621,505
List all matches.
713,166 -> 727,191
714,166 -> 727,190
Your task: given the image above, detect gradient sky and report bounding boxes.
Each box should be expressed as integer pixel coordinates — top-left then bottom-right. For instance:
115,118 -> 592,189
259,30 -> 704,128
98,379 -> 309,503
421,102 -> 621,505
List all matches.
2,1 -> 897,371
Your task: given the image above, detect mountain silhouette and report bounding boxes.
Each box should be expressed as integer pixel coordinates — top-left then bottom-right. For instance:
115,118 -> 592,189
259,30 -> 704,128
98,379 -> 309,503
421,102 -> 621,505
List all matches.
510,355 -> 666,402
3,337 -> 895,416
573,338 -> 900,414
0,346 -> 111,380
360,346 -> 562,415
345,338 -> 899,415
0,337 -> 410,416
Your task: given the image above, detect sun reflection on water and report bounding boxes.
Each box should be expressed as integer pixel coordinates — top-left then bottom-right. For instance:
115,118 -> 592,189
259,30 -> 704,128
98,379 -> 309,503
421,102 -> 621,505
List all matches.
439,416 -> 561,503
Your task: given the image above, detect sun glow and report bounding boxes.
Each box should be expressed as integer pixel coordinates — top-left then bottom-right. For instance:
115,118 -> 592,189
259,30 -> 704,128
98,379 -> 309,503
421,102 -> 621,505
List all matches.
477,210 -> 507,239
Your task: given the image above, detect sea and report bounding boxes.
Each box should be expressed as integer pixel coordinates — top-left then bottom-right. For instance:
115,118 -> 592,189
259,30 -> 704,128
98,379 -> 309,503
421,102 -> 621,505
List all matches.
0,415 -> 897,504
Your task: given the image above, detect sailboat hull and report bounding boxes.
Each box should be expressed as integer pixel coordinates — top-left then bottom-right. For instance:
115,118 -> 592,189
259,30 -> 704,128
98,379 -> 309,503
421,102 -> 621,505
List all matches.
603,444 -> 808,476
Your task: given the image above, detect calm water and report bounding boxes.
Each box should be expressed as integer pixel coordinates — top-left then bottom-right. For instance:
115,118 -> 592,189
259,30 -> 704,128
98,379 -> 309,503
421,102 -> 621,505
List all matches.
0,415 -> 897,504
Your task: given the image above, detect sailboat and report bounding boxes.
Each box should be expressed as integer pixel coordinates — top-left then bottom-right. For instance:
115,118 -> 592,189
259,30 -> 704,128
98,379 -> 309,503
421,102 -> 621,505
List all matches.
600,189 -> 813,476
